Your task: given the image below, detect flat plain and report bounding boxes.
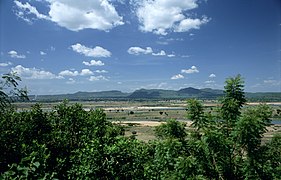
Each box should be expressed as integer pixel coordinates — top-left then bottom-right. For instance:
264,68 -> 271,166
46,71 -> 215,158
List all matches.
14,100 -> 281,142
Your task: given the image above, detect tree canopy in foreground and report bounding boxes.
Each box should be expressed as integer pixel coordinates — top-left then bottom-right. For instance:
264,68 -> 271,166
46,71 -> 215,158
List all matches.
0,75 -> 280,179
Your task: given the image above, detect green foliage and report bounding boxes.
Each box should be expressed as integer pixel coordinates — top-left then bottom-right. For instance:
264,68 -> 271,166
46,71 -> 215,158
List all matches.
144,139 -> 191,179
154,119 -> 187,140
1,142 -> 56,180
0,73 -> 28,110
69,137 -> 149,179
220,74 -> 246,127
187,99 -> 208,129
266,134 -> 281,179
234,104 -> 272,155
0,101 -> 127,179
1,74 -> 280,179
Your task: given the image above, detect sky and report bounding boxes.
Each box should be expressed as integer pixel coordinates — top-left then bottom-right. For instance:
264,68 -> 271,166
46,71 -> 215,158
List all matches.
0,0 -> 280,95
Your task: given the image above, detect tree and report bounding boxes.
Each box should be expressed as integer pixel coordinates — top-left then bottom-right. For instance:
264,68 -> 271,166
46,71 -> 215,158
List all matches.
187,99 -> 208,130
216,75 -> 246,178
220,74 -> 246,128
154,119 -> 187,140
0,72 -> 28,110
1,74 -> 280,179
233,104 -> 273,179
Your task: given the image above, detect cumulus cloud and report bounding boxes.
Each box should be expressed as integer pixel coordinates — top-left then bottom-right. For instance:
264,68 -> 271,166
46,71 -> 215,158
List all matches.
59,69 -> 93,77
89,75 -> 108,81
171,74 -> 184,80
83,60 -> 105,66
59,70 -> 79,77
181,66 -> 199,74
127,47 -> 153,55
0,62 -> 12,67
209,73 -> 216,78
14,0 -> 124,31
11,65 -> 59,79
127,46 -> 173,57
135,0 -> 208,35
71,43 -> 111,57
152,50 -> 166,56
14,0 -> 50,23
95,70 -> 108,73
80,69 -> 94,76
40,51 -> 47,55
8,50 -> 26,59
167,54 -> 175,57
174,16 -> 209,32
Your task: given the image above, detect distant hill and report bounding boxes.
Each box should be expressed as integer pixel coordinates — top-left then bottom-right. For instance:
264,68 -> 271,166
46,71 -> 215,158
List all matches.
178,87 -> 202,94
28,88 -> 281,102
128,89 -> 178,99
30,90 -> 129,102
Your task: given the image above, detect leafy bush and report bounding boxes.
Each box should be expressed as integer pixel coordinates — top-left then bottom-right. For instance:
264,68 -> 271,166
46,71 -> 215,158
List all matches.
154,119 -> 186,140
1,74 -> 280,179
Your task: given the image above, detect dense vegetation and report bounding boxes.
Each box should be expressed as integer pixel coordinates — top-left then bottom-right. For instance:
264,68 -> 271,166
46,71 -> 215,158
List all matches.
1,74 -> 280,179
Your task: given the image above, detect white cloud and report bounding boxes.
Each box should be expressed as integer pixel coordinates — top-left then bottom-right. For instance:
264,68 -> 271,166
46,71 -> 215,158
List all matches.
14,0 -> 124,31
152,50 -> 166,56
135,0 -> 208,35
128,46 -> 173,57
209,73 -> 216,78
66,78 -> 76,84
83,60 -> 105,66
71,43 -> 111,57
0,62 -> 12,67
181,66 -> 199,74
40,51 -> 47,55
127,47 -> 153,55
11,65 -> 59,79
80,69 -> 94,76
8,50 -> 26,59
95,70 -> 108,73
59,70 -> 79,77
175,17 -> 209,32
171,74 -> 184,80
167,54 -> 175,57
14,0 -> 50,24
89,75 -> 108,81
59,69 -> 93,77
205,80 -> 215,84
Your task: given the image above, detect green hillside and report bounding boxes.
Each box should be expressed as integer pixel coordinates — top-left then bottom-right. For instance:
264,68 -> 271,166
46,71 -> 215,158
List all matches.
28,88 -> 281,102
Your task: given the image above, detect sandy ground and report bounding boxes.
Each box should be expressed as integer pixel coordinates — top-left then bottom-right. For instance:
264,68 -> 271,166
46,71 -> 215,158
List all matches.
119,121 -> 164,127
114,119 -> 281,142
118,120 -> 280,129
114,120 -> 193,127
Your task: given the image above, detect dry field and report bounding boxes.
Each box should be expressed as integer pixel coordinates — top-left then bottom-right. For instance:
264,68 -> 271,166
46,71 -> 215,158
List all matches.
14,100 -> 281,142
117,120 -> 281,142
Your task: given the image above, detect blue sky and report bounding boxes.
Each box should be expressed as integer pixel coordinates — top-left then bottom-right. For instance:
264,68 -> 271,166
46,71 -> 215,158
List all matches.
0,0 -> 280,95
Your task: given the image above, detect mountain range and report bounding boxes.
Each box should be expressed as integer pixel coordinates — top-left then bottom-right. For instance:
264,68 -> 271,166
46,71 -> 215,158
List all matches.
28,87 -> 281,102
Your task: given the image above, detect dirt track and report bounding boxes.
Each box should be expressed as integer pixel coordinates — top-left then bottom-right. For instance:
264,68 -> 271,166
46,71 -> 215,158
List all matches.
115,120 -> 193,127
